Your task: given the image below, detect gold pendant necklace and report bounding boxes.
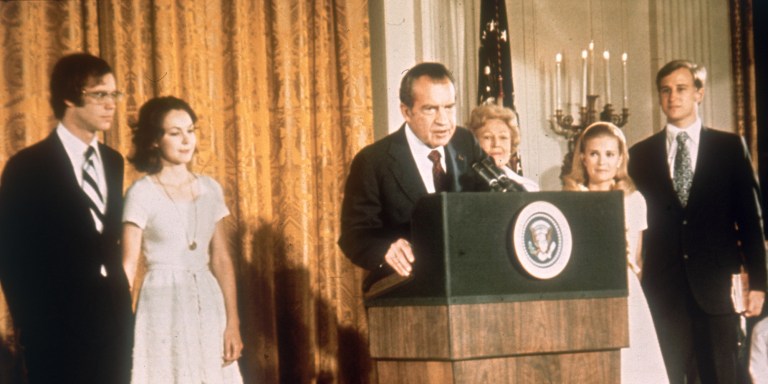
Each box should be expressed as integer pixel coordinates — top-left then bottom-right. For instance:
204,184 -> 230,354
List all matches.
155,173 -> 198,250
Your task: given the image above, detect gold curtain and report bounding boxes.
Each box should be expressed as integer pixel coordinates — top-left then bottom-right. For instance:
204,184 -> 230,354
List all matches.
728,0 -> 759,166
0,1 -> 375,383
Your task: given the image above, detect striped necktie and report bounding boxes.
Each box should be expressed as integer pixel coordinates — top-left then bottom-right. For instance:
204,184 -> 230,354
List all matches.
428,150 -> 448,193
82,146 -> 105,232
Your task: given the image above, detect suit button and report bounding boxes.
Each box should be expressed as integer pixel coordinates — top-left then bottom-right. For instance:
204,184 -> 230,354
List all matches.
682,220 -> 687,225
683,254 -> 689,260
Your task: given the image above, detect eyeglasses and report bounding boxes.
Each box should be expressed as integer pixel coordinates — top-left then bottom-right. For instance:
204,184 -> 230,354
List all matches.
82,90 -> 125,103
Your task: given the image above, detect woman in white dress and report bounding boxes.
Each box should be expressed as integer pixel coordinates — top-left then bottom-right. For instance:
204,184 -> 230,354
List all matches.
468,104 -> 540,191
122,96 -> 243,383
562,122 -> 669,384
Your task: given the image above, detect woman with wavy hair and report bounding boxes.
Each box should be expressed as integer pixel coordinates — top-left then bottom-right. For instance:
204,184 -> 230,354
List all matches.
468,104 -> 539,191
122,96 -> 243,383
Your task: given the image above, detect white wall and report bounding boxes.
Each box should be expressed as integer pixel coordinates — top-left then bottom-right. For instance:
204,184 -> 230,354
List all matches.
369,0 -> 477,138
369,0 -> 734,190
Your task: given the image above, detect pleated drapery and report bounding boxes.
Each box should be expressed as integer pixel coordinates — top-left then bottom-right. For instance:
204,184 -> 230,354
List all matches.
0,1 -> 375,383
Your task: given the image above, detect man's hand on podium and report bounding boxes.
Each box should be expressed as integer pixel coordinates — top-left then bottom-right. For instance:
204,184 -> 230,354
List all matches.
385,238 -> 414,276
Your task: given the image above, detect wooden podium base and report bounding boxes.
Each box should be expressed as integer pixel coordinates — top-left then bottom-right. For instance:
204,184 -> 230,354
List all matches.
368,297 -> 627,384
376,351 -> 619,384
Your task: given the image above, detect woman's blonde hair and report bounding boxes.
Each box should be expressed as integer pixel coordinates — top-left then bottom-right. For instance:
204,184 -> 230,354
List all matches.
562,122 -> 635,194
467,104 -> 521,146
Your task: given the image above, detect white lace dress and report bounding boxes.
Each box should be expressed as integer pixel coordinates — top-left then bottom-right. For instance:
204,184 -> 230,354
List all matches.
124,175 -> 243,384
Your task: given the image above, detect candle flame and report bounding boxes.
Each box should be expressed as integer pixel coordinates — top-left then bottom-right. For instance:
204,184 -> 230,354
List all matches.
556,53 -> 562,63
581,50 -> 588,59
622,52 -> 628,61
603,51 -> 610,60
589,40 -> 594,50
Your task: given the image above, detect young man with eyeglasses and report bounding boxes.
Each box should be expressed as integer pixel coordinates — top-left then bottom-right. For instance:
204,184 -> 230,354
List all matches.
0,53 -> 133,383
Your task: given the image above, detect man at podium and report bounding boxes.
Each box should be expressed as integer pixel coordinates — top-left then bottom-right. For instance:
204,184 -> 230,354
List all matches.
338,62 -> 488,283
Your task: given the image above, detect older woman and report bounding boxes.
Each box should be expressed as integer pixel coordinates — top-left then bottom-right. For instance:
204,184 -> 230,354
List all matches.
468,104 -> 539,191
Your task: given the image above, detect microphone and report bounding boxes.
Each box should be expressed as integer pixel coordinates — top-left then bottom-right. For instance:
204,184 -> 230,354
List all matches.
472,157 -> 525,192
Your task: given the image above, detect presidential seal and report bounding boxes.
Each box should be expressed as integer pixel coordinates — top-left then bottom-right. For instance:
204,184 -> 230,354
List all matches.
512,201 -> 572,279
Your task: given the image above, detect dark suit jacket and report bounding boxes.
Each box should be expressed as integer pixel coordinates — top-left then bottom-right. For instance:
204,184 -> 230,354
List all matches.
628,127 -> 767,315
338,125 -> 489,271
0,132 -> 133,383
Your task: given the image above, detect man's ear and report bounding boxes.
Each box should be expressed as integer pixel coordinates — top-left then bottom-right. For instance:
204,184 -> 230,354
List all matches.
63,98 -> 76,108
400,103 -> 413,123
694,86 -> 705,104
400,103 -> 411,118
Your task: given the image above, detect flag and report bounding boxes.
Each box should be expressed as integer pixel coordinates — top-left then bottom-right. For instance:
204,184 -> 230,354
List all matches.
478,0 -> 514,109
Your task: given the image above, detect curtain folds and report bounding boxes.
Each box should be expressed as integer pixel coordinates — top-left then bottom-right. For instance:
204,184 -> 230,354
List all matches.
0,1 -> 374,383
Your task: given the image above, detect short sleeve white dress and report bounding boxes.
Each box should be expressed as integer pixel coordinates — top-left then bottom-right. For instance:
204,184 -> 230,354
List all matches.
124,175 -> 243,384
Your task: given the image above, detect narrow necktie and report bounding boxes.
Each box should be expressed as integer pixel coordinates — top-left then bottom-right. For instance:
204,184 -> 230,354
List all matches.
83,146 -> 105,232
428,150 -> 448,193
673,132 -> 693,206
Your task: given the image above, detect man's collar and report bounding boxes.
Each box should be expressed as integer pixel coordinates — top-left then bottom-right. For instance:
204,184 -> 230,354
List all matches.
665,118 -> 702,146
404,123 -> 445,158
56,122 -> 100,159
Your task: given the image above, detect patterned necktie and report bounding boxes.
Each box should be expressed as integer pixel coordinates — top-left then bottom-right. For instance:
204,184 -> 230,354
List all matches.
428,150 -> 448,193
82,146 -> 105,232
673,132 -> 693,206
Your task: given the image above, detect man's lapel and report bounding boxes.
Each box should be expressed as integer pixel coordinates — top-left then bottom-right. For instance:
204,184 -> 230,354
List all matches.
444,142 -> 467,192
48,132 -> 101,232
99,143 -> 123,220
46,132 -> 82,193
387,126 -> 427,203
650,130 -> 683,209
685,127 -> 713,211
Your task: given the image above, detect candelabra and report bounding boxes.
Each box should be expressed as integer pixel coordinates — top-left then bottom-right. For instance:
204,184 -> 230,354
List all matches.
552,98 -> 630,178
551,96 -> 630,151
549,43 -> 631,177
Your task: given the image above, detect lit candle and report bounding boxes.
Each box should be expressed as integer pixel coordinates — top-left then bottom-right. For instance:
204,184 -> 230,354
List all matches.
555,53 -> 562,111
622,53 -> 628,109
603,51 -> 611,105
588,40 -> 595,95
581,50 -> 588,107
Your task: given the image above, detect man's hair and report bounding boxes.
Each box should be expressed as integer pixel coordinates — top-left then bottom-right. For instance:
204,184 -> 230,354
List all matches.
129,96 -> 198,174
399,62 -> 455,108
50,53 -> 114,119
655,60 -> 707,91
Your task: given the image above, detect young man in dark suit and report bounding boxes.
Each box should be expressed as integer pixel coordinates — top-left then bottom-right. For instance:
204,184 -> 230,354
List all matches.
628,59 -> 766,384
338,62 -> 488,279
0,53 -> 133,383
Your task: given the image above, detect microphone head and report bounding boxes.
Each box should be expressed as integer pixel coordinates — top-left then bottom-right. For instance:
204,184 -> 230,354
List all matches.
473,159 -> 503,192
474,157 -> 525,192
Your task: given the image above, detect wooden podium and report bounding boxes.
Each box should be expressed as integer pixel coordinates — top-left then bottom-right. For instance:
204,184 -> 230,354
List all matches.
365,192 -> 629,384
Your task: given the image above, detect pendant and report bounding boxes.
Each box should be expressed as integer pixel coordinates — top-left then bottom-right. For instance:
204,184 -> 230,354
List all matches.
189,241 -> 197,250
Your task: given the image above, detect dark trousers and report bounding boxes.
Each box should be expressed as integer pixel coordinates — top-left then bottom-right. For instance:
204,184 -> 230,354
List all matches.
648,282 -> 739,384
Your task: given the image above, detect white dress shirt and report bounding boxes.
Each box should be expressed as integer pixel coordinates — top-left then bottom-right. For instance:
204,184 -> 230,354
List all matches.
665,118 -> 702,179
57,123 -> 107,232
405,124 -> 446,194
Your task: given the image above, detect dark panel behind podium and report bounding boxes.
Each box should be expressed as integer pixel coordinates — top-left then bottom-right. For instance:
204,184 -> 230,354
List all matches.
366,191 -> 627,307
